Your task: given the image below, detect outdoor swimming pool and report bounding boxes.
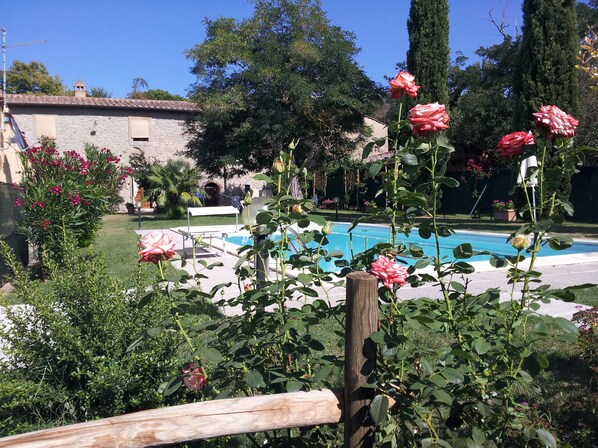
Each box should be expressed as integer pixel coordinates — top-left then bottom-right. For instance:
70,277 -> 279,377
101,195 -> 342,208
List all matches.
225,223 -> 598,268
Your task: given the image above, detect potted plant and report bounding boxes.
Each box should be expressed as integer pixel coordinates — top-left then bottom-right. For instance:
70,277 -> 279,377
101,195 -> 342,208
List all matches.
363,200 -> 377,213
492,199 -> 516,221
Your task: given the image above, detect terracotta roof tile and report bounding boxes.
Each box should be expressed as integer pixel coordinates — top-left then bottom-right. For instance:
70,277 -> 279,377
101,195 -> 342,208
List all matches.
4,94 -> 200,112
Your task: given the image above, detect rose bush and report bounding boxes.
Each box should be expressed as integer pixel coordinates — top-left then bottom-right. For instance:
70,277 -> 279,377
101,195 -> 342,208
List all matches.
15,140 -> 131,264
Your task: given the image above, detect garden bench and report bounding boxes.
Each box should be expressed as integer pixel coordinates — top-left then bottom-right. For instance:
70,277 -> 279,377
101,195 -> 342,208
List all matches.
170,206 -> 240,257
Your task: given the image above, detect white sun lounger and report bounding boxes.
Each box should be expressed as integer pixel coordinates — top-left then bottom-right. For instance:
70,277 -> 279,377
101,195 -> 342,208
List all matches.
170,206 -> 240,257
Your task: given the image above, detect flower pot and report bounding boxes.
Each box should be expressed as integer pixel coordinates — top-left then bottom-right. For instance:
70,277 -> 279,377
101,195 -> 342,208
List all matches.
493,209 -> 517,222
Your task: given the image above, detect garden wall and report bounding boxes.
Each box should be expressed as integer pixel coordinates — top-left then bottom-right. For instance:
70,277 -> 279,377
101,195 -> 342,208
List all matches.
441,167 -> 598,222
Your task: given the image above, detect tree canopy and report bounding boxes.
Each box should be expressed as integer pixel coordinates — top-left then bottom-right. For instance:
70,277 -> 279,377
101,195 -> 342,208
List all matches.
4,61 -> 66,95
406,0 -> 450,105
513,0 -> 579,129
184,0 -> 383,179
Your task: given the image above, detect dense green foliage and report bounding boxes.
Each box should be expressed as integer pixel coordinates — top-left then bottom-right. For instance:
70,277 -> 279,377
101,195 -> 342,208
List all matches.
448,39 -> 518,159
513,0 -> 579,129
184,0 -> 383,179
3,60 -> 66,95
0,240 -> 183,435
138,89 -> 185,101
406,0 -> 449,105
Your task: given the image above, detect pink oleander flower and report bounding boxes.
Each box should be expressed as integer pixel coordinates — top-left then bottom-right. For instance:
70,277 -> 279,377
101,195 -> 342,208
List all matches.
371,255 -> 409,289
389,71 -> 420,99
496,131 -> 535,159
182,363 -> 207,391
408,103 -> 450,136
14,198 -> 23,207
138,230 -> 176,264
39,219 -> 52,230
532,105 -> 579,138
68,192 -> 82,205
31,201 -> 45,209
48,186 -> 62,195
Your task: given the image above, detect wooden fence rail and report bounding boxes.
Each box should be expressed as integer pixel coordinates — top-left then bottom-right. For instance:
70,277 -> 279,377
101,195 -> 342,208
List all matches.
0,272 -> 379,448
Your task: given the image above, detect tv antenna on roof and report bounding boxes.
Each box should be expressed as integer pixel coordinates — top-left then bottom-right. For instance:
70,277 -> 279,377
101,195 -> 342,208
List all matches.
2,28 -> 47,131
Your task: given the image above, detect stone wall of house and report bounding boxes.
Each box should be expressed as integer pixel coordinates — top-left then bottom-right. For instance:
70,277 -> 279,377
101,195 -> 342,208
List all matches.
10,106 -> 190,165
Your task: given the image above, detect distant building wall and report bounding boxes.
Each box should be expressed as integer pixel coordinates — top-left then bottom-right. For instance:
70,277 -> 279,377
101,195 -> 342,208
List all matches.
10,106 -> 190,168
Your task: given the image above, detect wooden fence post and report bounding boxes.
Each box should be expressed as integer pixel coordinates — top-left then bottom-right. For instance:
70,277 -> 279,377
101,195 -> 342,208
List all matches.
344,271 -> 379,448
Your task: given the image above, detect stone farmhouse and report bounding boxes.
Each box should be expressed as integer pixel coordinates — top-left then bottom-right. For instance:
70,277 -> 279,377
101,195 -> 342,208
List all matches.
5,81 -> 269,207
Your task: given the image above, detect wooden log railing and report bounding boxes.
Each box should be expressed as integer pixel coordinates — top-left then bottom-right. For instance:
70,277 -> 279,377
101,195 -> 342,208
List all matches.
0,272 -> 379,448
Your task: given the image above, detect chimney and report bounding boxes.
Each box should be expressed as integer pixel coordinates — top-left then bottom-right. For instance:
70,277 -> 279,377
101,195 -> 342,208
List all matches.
74,80 -> 87,98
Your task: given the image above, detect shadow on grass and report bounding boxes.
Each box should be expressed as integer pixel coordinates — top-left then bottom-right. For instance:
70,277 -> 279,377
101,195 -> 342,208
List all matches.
537,353 -> 598,446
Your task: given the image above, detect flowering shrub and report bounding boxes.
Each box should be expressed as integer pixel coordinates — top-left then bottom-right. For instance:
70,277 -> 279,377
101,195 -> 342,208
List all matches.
496,104 -> 581,219
461,156 -> 494,198
348,71 -> 593,447
492,199 -> 515,210
15,140 -> 130,263
572,306 -> 598,376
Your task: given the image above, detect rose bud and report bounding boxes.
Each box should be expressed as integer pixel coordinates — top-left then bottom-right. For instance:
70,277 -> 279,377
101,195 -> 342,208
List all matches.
511,235 -> 531,250
322,221 -> 333,236
272,158 -> 285,174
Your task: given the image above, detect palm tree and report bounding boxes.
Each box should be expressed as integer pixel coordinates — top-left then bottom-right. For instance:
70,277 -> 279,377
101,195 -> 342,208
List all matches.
145,159 -> 207,219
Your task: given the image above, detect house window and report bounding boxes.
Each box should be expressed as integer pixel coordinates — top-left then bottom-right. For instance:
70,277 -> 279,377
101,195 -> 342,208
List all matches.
128,116 -> 151,143
33,115 -> 57,139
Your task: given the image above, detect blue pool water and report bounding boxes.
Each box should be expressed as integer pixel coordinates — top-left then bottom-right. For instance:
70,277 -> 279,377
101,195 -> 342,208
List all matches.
226,223 -> 598,267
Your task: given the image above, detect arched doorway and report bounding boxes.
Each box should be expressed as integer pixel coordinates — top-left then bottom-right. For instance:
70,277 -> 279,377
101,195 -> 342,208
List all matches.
204,182 -> 220,206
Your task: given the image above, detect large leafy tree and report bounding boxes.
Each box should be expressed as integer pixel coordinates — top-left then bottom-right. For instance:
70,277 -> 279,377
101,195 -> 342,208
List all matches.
449,39 -> 518,159
4,61 -> 66,95
184,0 -> 382,180
513,0 -> 579,129
406,0 -> 450,105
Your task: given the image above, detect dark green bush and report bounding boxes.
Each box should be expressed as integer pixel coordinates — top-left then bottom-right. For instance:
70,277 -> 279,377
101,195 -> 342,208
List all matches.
0,239 -> 185,434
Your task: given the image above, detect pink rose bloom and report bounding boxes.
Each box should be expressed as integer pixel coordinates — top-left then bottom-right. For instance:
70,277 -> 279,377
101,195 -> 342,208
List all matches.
182,363 -> 207,391
138,230 -> 176,264
532,105 -> 579,138
496,131 -> 535,159
389,71 -> 420,99
371,255 -> 409,289
408,103 -> 450,136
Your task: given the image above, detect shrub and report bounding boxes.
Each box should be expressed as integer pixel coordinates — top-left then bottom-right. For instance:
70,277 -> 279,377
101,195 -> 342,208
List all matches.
0,238 -> 184,434
14,139 -> 131,263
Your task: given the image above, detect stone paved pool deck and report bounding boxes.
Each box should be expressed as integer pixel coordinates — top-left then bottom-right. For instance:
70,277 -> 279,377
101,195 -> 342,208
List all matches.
138,228 -> 597,320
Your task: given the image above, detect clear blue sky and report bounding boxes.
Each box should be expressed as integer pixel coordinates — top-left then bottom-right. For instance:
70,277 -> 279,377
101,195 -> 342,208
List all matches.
2,0 -> 524,98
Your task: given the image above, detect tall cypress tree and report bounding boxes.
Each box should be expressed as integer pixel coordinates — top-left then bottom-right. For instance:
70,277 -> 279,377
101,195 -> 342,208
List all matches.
406,0 -> 450,105
513,0 -> 579,129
